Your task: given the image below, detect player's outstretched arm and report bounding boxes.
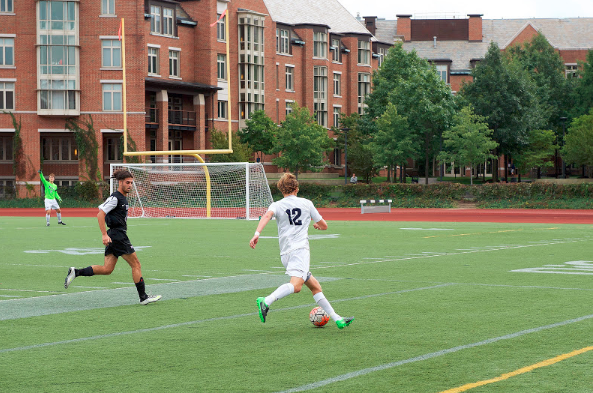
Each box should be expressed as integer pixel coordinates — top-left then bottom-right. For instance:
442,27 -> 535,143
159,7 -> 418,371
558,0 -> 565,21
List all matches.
97,210 -> 112,246
313,218 -> 327,230
250,210 -> 274,249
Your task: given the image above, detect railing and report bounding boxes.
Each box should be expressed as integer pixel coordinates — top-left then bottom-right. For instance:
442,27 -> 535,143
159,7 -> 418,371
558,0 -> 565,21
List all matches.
168,110 -> 196,126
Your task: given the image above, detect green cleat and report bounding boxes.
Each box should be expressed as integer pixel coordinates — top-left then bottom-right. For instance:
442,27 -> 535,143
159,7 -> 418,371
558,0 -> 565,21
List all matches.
256,297 -> 269,323
336,317 -> 354,329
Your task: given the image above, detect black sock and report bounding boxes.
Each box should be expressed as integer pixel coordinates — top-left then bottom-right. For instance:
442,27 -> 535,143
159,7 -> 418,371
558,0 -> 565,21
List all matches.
135,277 -> 147,300
75,266 -> 94,277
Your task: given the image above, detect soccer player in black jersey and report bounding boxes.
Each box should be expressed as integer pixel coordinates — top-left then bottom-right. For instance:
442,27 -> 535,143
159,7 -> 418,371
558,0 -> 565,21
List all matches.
64,170 -> 161,305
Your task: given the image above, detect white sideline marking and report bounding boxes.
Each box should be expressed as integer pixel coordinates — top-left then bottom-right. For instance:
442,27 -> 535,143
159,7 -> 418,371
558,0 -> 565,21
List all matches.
277,313 -> 593,393
400,228 -> 453,231
0,284 -> 452,353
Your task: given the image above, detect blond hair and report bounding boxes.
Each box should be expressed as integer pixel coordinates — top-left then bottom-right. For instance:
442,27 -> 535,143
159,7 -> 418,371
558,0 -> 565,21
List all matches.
277,173 -> 299,195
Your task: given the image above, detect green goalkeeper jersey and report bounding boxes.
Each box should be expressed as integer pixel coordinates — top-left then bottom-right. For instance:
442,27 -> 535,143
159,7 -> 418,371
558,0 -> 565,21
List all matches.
40,172 -> 62,202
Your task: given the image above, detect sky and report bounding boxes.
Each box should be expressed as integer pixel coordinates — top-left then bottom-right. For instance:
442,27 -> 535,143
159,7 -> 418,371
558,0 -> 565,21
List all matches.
338,0 -> 593,20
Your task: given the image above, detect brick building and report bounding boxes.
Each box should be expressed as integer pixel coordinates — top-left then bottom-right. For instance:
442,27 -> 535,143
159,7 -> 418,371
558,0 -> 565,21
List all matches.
0,0 -> 382,198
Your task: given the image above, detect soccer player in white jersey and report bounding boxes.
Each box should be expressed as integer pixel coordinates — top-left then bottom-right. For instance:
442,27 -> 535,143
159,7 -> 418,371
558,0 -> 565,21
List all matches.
250,173 -> 354,329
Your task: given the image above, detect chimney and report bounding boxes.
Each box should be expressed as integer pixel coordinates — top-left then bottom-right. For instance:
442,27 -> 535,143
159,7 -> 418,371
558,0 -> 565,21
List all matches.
396,14 -> 412,42
364,16 -> 377,35
467,14 -> 483,42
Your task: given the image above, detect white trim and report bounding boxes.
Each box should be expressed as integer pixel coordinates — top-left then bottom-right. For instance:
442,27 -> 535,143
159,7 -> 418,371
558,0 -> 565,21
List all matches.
149,33 -> 179,40
333,71 -> 342,74
168,47 -> 182,52
81,111 -> 145,115
285,64 -> 295,68
169,76 -> 182,80
147,43 -> 161,49
0,78 -> 16,82
99,15 -> 118,18
100,80 -> 123,84
38,129 -> 71,133
0,34 -> 16,38
284,99 -> 295,102
0,128 -> 15,132
333,104 -> 342,108
0,66 -> 16,70
101,129 -> 124,133
99,36 -> 119,40
276,62 -> 280,65
100,68 -> 123,71
564,63 -> 578,66
276,98 -> 280,102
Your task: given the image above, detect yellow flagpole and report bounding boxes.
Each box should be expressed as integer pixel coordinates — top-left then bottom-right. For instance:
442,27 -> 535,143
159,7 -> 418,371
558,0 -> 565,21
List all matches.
121,18 -> 128,156
225,10 -> 232,150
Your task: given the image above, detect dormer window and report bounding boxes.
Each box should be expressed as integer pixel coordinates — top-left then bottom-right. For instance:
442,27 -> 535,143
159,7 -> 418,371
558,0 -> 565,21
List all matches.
150,3 -> 176,37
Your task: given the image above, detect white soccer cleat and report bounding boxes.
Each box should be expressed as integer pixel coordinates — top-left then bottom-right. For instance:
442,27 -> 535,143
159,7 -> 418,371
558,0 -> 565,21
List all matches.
64,267 -> 76,289
140,294 -> 162,305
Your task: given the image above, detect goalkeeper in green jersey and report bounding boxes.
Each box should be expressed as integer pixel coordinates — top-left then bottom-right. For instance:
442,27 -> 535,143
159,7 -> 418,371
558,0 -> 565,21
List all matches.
39,170 -> 66,226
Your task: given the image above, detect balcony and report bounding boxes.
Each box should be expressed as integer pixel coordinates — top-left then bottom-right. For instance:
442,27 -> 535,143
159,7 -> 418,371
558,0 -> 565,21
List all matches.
168,110 -> 196,128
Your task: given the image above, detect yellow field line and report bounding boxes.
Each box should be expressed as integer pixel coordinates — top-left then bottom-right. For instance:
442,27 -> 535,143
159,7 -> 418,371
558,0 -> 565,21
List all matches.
440,346 -> 593,393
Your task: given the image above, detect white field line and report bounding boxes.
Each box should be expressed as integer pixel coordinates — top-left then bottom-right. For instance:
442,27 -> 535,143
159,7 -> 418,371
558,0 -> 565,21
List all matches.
0,284 -> 453,354
277,313 -> 593,393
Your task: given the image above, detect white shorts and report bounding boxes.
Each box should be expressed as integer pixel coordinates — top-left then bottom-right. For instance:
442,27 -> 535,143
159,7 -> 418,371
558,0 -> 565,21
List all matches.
44,199 -> 60,211
280,248 -> 310,280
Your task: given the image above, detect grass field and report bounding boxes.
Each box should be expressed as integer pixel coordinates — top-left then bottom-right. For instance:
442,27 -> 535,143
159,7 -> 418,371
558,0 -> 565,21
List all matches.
1,216 -> 592,392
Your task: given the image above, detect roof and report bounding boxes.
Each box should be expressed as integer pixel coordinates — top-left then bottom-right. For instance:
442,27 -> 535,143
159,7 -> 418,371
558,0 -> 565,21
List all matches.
145,78 -> 221,93
374,17 -> 593,71
262,0 -> 372,35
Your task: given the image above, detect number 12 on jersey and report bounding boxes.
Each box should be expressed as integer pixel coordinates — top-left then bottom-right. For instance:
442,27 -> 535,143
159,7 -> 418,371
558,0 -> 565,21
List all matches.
285,208 -> 302,225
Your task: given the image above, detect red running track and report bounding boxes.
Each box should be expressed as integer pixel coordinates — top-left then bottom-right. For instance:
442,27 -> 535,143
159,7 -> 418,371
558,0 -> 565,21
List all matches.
2,207 -> 593,224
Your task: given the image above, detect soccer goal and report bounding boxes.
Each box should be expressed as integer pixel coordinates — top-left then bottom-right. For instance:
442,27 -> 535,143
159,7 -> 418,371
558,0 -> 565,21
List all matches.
109,162 -> 273,220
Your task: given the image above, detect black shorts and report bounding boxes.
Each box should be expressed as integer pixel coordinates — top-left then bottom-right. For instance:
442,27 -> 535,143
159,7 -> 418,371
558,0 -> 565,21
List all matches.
104,229 -> 135,257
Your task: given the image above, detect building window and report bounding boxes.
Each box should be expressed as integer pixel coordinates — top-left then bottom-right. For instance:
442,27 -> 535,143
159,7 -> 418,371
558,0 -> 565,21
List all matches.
105,137 -> 122,162
333,107 -> 341,128
0,38 -> 14,66
217,54 -> 226,80
378,47 -> 386,67
217,13 -> 225,41
148,47 -> 159,75
238,12 -> 265,122
314,66 -> 327,127
333,73 -> 341,96
38,1 -> 79,113
276,28 -> 289,54
101,0 -> 114,15
436,65 -> 448,83
169,50 -> 180,77
565,64 -> 578,78
331,38 -> 341,62
163,8 -> 174,36
101,39 -> 121,68
313,32 -> 327,59
0,0 -> 13,13
150,5 -> 161,34
41,136 -> 78,161
218,101 -> 228,119
358,40 -> 370,65
357,73 -> 371,115
286,101 -> 293,117
285,66 -> 294,91
0,82 -> 14,110
0,135 -> 13,161
102,83 -> 122,111
333,148 -> 341,166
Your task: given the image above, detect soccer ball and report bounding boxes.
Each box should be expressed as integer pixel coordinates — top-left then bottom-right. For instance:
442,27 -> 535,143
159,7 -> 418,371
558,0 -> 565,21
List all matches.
309,306 -> 330,327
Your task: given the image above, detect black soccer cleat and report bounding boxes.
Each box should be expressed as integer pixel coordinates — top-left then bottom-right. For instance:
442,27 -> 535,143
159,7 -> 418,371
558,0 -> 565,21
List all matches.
58,221 -> 66,225
256,297 -> 269,323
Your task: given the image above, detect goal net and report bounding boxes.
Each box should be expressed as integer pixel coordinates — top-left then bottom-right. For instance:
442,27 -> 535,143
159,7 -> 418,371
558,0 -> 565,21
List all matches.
109,162 -> 273,220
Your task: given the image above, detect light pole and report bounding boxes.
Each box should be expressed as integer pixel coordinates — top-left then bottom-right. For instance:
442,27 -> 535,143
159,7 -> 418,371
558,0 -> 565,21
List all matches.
560,116 -> 567,178
342,127 -> 350,185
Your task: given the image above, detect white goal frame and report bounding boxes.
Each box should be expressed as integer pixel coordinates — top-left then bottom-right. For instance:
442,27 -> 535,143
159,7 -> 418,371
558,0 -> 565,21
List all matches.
109,162 -> 273,220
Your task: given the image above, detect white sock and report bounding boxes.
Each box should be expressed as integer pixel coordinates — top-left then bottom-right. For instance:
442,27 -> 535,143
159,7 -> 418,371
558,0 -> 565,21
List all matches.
57,213 -> 62,222
46,214 -> 50,225
313,292 -> 341,321
265,283 -> 294,306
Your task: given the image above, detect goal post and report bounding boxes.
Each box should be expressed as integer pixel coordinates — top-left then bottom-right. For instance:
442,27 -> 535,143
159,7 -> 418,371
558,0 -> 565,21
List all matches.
109,162 -> 273,220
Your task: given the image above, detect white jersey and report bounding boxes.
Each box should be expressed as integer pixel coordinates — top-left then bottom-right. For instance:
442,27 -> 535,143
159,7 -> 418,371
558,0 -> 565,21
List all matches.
267,195 -> 323,255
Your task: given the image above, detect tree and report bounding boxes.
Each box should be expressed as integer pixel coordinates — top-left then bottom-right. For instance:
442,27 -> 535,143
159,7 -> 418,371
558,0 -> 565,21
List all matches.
237,110 -> 276,162
561,109 -> 593,176
513,129 -> 558,179
272,103 -> 333,177
438,106 -> 498,185
363,43 -> 456,184
371,103 -> 419,183
208,130 -> 253,163
571,50 -> 593,119
459,42 -> 544,181
347,143 -> 378,183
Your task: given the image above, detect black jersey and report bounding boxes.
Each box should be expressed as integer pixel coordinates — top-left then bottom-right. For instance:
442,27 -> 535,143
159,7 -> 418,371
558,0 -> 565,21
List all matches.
98,190 -> 129,231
